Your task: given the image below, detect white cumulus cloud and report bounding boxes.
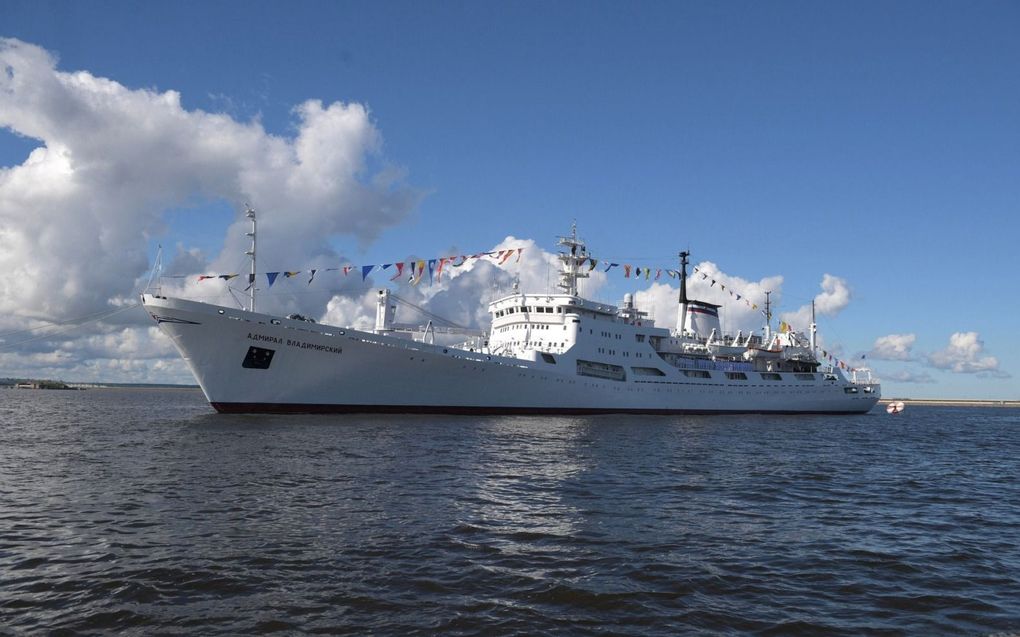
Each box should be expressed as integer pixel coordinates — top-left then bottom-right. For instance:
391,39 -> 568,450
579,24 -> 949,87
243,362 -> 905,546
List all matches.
869,333 -> 917,361
780,274 -> 852,331
0,38 -> 420,382
0,37 -> 421,322
928,332 -> 1005,376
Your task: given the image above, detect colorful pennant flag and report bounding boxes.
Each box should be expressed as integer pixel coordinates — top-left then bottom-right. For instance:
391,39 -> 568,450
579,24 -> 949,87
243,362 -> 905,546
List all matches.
435,257 -> 447,283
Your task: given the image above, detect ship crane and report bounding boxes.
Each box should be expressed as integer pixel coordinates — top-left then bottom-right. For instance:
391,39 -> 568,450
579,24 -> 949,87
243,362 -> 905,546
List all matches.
374,289 -> 485,344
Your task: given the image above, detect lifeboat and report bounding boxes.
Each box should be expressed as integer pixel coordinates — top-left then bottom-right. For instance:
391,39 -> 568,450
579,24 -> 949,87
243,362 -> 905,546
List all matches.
708,342 -> 747,357
743,347 -> 783,360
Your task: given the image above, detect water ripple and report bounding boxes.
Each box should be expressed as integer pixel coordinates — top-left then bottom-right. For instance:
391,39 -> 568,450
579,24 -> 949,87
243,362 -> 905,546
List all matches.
0,389 -> 1018,634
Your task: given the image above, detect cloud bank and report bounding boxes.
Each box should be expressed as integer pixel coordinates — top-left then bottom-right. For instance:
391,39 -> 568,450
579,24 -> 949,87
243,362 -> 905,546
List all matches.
928,332 -> 1004,376
0,37 -> 420,323
779,274 -> 852,331
0,38 -> 419,381
867,331 -> 1008,381
869,333 -> 917,361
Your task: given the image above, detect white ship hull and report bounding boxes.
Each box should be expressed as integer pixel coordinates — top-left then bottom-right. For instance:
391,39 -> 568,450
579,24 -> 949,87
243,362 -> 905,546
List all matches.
143,294 -> 880,415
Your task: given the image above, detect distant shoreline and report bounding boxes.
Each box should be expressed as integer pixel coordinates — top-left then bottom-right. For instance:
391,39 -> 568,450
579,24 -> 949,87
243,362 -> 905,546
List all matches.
2,379 -> 1013,405
79,384 -> 202,390
2,380 -> 199,391
880,398 -> 1019,408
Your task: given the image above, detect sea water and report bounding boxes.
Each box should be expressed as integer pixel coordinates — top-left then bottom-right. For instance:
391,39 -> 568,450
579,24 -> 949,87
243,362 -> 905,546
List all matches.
1,388 -> 1018,634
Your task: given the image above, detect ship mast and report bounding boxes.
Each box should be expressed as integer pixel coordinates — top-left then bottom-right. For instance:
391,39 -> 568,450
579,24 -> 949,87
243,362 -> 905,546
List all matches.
245,204 -> 257,312
678,250 -> 690,304
557,222 -> 589,296
810,299 -> 817,354
676,250 -> 691,335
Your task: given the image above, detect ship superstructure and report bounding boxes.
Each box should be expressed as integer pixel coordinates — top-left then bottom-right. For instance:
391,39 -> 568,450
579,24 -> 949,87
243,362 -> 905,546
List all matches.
142,222 -> 880,414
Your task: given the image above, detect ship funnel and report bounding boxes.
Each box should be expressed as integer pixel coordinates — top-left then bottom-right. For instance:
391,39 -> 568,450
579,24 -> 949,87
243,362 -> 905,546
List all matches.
680,301 -> 722,339
674,250 -> 722,339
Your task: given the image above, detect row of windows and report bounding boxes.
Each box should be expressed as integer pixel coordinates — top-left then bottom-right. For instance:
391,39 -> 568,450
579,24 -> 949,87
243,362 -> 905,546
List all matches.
617,368 -> 822,383
558,362 -> 834,389
496,324 -> 558,333
581,365 -> 811,382
494,306 -> 564,318
682,371 -> 820,382
593,348 -> 648,359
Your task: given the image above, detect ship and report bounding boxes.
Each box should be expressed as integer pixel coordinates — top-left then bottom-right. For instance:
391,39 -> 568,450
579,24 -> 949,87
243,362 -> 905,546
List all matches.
142,214 -> 880,414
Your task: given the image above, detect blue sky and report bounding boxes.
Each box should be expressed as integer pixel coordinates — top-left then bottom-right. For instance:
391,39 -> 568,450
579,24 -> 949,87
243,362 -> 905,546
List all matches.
1,1 -> 1017,398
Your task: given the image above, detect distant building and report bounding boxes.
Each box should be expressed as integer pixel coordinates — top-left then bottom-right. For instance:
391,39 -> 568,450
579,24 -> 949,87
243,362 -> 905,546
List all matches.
13,380 -> 79,390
